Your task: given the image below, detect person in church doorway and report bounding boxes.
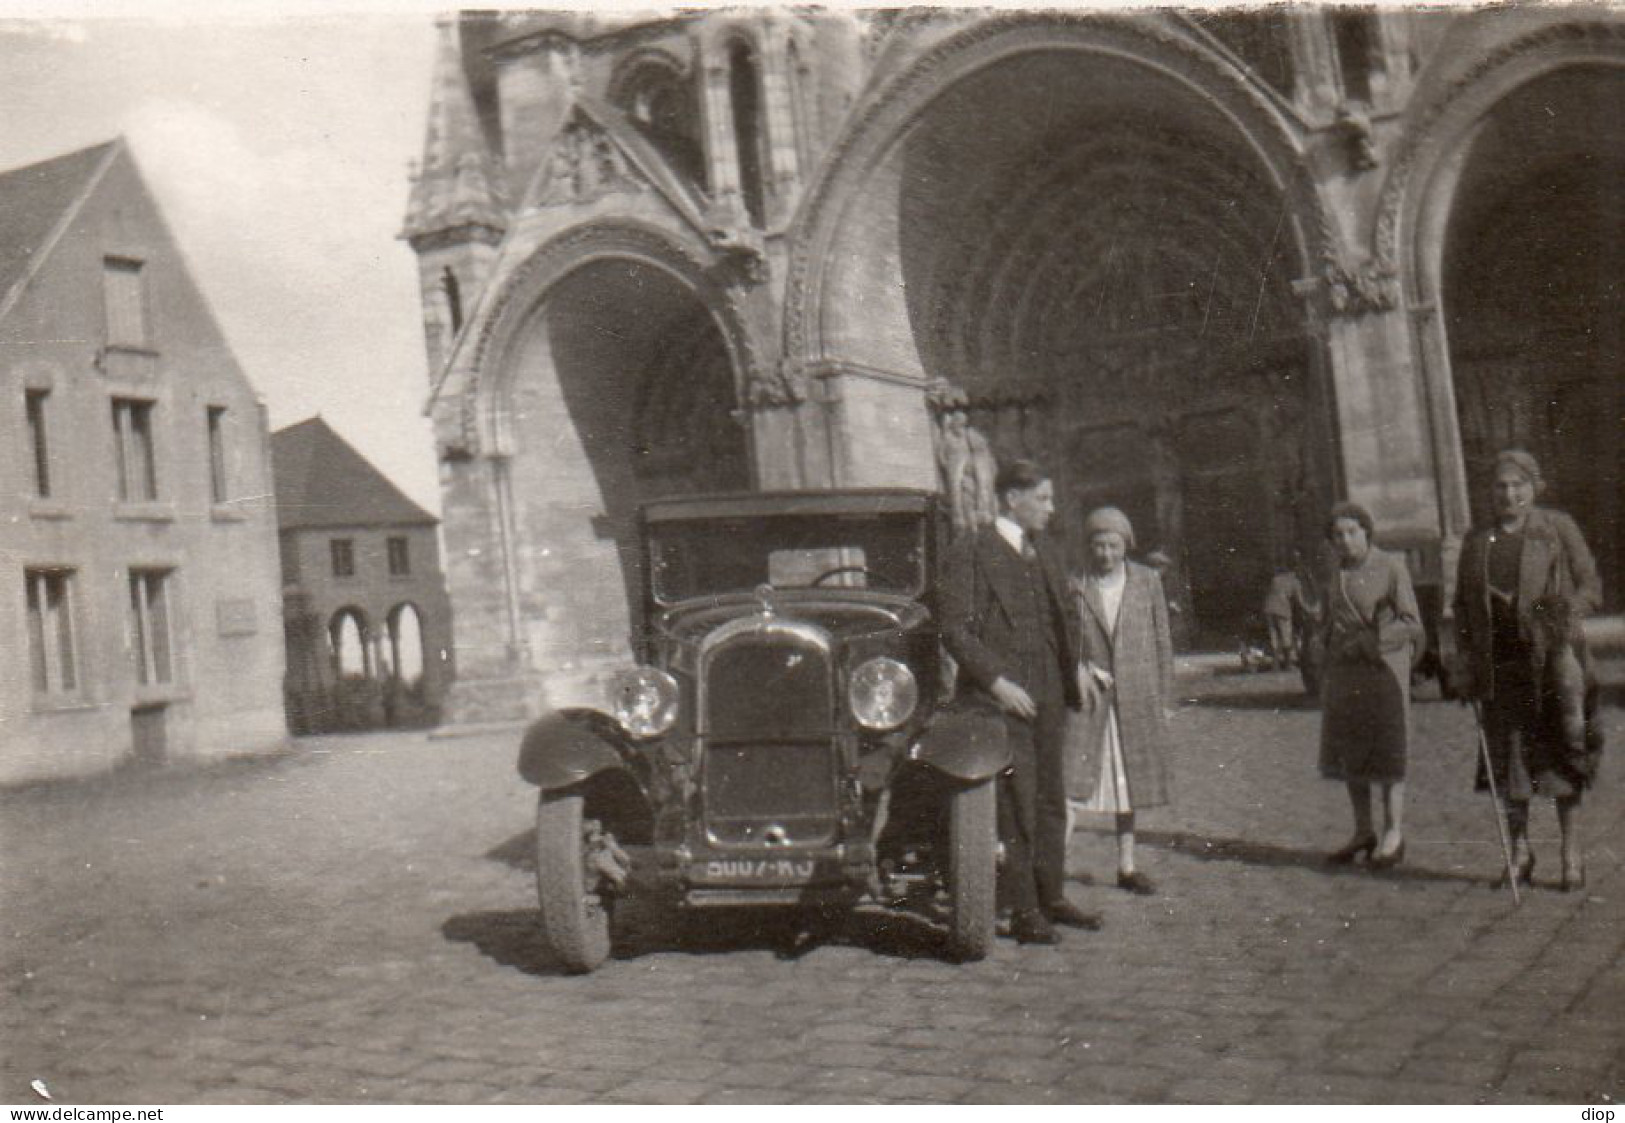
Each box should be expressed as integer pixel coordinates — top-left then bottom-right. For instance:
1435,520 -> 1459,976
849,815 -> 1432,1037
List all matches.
1066,507 -> 1177,896
941,459 -> 1103,944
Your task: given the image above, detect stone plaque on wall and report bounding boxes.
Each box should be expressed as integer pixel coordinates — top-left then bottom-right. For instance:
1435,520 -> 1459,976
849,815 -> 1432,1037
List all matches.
216,598 -> 258,637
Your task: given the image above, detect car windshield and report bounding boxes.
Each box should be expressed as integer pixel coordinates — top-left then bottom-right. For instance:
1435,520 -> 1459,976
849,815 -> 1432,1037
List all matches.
649,511 -> 928,603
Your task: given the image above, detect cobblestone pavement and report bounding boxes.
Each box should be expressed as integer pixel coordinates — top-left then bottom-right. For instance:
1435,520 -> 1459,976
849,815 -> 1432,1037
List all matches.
3,665 -> 1622,1105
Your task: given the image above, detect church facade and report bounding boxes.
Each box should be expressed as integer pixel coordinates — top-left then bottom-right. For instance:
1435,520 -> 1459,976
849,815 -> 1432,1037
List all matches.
402,8 -> 1624,723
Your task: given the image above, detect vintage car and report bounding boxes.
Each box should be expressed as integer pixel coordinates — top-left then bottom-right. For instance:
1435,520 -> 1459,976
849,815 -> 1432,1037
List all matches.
517,489 -> 1008,972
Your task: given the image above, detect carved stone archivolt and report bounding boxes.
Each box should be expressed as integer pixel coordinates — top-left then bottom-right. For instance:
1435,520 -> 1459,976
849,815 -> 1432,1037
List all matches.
1371,20 -> 1625,276
782,11 -> 1333,365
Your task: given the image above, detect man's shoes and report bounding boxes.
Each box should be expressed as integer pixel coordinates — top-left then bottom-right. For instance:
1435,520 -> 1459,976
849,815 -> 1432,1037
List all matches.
1116,870 -> 1157,896
1043,899 -> 1103,930
1009,909 -> 1060,945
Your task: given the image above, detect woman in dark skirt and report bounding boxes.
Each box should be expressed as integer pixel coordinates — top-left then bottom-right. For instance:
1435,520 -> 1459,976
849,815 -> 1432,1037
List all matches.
1319,502 -> 1424,868
1453,449 -> 1603,890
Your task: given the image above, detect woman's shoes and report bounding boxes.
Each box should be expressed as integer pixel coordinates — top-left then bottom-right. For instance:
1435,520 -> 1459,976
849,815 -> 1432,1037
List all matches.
1116,870 -> 1157,896
1327,834 -> 1378,865
1560,854 -> 1586,893
1370,838 -> 1406,870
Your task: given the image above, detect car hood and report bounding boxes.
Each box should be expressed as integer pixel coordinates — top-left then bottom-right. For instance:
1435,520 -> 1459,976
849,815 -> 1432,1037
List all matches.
655,590 -> 929,644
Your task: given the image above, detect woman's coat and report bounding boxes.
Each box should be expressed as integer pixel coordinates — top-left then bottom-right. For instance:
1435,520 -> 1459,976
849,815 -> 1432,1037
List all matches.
1067,561 -> 1176,807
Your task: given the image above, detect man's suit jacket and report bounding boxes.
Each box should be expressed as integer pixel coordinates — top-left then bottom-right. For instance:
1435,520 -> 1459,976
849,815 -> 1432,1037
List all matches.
941,524 -> 1082,711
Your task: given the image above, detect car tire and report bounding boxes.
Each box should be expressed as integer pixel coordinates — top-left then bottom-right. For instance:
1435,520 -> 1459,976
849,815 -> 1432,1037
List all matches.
945,778 -> 997,961
534,792 -> 612,974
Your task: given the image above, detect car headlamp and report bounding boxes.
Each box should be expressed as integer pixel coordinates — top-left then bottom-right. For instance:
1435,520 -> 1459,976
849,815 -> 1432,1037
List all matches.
608,666 -> 680,739
849,657 -> 918,732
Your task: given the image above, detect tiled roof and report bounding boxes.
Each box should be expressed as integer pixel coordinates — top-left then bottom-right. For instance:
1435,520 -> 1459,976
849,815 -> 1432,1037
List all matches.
0,141 -> 118,312
271,416 -> 436,531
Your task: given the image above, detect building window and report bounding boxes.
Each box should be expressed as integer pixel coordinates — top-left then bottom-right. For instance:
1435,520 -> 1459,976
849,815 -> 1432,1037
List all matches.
387,536 -> 411,577
111,397 -> 158,501
103,256 -> 147,348
728,40 -> 767,228
440,268 -> 463,336
26,389 -> 51,498
1331,8 -> 1377,104
25,568 -> 78,695
128,568 -> 173,686
331,538 -> 355,578
207,406 -> 228,503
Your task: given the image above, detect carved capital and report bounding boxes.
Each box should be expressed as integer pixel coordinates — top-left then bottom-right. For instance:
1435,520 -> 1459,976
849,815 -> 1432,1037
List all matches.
1302,260 -> 1400,318
746,358 -> 808,409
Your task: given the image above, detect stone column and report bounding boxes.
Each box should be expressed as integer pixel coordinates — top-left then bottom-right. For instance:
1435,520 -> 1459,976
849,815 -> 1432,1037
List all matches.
1302,268 -> 1445,580
807,360 -> 939,490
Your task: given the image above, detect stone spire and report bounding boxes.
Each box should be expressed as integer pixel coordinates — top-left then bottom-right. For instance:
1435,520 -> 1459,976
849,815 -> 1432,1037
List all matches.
401,17 -> 506,246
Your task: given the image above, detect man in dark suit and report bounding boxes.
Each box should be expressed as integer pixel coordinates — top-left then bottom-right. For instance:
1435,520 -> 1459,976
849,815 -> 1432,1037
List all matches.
942,458 -> 1101,943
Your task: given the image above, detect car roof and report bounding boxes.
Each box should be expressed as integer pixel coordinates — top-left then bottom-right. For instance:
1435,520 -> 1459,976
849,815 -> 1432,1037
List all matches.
641,488 -> 938,523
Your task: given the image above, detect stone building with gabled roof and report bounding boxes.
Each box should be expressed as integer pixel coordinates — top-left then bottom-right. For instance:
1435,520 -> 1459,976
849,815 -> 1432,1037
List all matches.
271,416 -> 452,733
1,139 -> 287,781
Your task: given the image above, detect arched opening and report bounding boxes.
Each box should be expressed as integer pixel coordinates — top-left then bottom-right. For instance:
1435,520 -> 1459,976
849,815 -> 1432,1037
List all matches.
610,51 -> 707,190
1443,66 -> 1625,608
441,267 -> 463,336
502,255 -> 749,661
814,45 -> 1331,644
728,39 -> 768,228
329,608 -> 370,679
388,602 -> 426,686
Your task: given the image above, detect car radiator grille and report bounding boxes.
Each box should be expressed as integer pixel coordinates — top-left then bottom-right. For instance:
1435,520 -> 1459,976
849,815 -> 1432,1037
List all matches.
700,627 -> 837,845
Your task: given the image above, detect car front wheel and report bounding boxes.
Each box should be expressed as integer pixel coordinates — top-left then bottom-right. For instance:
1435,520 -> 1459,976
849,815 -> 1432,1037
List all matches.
534,793 -> 612,974
945,778 -> 997,961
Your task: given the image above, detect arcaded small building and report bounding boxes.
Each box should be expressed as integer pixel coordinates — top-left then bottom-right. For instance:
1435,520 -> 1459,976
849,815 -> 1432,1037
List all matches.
271,417 -> 453,733
403,9 -> 1623,725
0,140 -> 287,782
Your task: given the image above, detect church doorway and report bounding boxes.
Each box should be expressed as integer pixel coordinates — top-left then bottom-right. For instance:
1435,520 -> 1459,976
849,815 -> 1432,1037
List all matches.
893,49 -> 1331,644
1443,66 -> 1624,608
503,256 -> 750,647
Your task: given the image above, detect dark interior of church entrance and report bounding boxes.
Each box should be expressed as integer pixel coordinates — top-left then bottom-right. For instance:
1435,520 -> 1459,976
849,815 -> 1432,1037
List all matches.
540,259 -> 750,616
898,50 -> 1332,646
1445,66 -> 1624,609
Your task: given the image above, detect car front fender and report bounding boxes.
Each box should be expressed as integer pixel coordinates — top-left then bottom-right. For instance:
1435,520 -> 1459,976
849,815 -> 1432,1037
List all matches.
912,705 -> 1011,783
517,708 -> 639,792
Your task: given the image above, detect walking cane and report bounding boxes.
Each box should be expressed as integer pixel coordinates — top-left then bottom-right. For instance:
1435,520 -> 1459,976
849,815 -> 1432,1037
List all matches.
1470,701 -> 1521,906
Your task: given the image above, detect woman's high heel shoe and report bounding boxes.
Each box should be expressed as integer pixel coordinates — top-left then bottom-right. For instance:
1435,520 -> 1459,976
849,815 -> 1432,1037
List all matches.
1493,851 -> 1535,890
1328,834 -> 1378,865
1370,838 -> 1406,870
1560,856 -> 1586,893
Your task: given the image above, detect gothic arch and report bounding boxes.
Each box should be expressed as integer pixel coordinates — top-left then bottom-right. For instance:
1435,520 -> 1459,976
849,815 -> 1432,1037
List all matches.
1381,20 -> 1625,597
469,220 -> 759,458
1375,19 -> 1625,290
783,12 -> 1334,364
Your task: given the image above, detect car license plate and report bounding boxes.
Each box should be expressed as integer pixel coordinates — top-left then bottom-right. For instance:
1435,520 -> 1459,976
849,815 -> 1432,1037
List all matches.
696,858 -> 817,883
